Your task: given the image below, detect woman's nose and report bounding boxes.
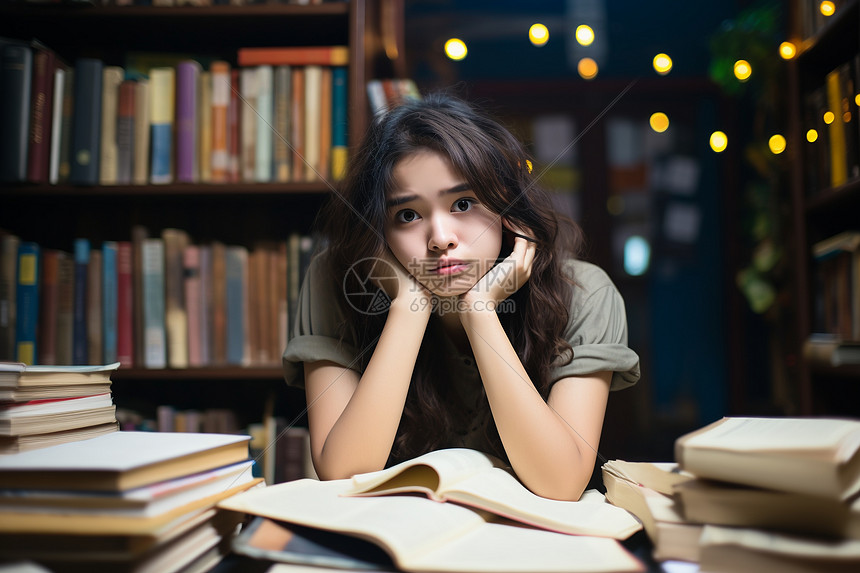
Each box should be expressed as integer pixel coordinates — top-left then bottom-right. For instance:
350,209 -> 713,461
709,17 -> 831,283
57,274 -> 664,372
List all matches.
428,217 -> 458,251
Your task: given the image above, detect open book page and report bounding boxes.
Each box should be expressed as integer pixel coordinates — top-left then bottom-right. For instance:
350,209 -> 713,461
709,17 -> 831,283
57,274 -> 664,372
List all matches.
218,478 -> 644,573
348,448 -> 501,501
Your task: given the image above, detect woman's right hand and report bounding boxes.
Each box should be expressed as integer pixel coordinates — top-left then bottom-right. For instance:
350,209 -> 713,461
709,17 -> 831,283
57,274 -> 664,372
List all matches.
370,250 -> 433,312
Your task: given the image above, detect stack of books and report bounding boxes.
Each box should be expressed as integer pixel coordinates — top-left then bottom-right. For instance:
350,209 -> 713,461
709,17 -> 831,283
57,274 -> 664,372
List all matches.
0,362 -> 120,454
604,416 -> 860,572
0,431 -> 262,571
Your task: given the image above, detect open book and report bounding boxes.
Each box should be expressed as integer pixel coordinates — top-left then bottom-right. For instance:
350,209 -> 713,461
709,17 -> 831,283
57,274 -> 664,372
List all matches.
343,448 -> 641,538
675,416 -> 860,500
219,477 -> 645,573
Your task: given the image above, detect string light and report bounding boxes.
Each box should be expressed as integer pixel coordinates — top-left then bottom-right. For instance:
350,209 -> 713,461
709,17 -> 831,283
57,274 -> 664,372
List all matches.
807,129 -> 818,143
710,131 -> 728,152
444,38 -> 467,61
733,60 -> 752,81
768,134 -> 786,154
779,42 -> 797,60
823,111 -> 835,124
575,25 -> 595,46
820,1 -> 836,16
577,57 -> 598,80
653,53 -> 672,75
529,23 -> 549,46
650,112 -> 670,133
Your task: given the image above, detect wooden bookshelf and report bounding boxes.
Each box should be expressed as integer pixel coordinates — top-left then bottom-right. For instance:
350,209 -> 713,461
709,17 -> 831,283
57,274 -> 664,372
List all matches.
0,0 -> 405,428
788,0 -> 860,415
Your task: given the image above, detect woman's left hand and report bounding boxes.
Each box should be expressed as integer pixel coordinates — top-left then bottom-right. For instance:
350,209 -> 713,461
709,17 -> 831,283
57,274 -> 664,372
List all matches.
460,235 -> 536,313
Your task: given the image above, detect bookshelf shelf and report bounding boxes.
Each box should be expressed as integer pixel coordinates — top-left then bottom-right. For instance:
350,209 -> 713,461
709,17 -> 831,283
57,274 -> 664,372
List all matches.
0,182 -> 333,197
805,177 -> 860,216
112,367 -> 284,381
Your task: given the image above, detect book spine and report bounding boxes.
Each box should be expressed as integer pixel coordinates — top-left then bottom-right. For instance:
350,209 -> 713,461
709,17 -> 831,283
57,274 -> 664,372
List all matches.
0,233 -> 20,362
57,68 -> 74,183
55,251 -> 74,365
116,80 -> 136,185
198,70 -> 212,183
27,46 -> 56,184
211,241 -> 227,365
0,43 -> 33,183
149,67 -> 175,185
318,66 -> 332,181
142,238 -> 167,369
826,69 -> 847,188
331,66 -> 348,180
237,46 -> 349,67
184,245 -> 202,367
176,60 -> 200,183
131,225 -> 148,366
15,242 -> 40,365
48,67 -> 66,185
162,229 -> 189,369
72,238 -> 89,365
225,245 -> 249,366
210,61 -> 230,183
133,78 -> 150,185
240,67 -> 258,182
255,65 -> 274,183
303,65 -> 322,182
69,58 -> 104,186
116,241 -> 134,367
290,67 -> 305,182
102,241 -> 119,365
228,68 -> 241,182
273,65 -> 291,182
38,249 -> 60,365
87,248 -> 103,365
99,66 -> 124,185
199,244 -> 213,366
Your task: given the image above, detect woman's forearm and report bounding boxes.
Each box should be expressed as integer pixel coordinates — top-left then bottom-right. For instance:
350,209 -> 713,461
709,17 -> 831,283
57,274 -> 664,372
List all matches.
461,310 -> 600,500
314,299 -> 430,479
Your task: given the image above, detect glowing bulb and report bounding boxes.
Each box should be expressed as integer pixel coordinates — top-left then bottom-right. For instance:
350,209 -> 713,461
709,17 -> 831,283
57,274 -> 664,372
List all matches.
653,53 -> 673,75
820,1 -> 836,16
529,23 -> 549,46
856,94 -> 860,107
779,42 -> 797,60
806,129 -> 818,143
575,25 -> 595,46
769,134 -> 786,154
824,111 -> 835,124
577,57 -> 598,80
734,60 -> 752,81
710,131 -> 728,152
624,236 -> 651,276
650,112 -> 669,133
444,38 -> 467,61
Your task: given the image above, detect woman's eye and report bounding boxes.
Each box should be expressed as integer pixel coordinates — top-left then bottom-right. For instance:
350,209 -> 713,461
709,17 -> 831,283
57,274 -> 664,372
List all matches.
453,198 -> 474,212
395,209 -> 419,223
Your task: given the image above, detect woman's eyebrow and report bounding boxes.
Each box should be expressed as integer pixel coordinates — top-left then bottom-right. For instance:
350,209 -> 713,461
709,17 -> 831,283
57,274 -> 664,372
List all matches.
385,183 -> 471,209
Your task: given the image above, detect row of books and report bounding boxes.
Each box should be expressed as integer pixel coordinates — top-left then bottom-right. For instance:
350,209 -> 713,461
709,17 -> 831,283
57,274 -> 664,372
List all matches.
802,54 -> 860,195
603,416 -> 860,572
0,362 -> 120,454
0,38 -> 349,186
0,428 -> 261,571
810,230 -> 860,346
81,0 -> 347,6
0,227 -> 316,368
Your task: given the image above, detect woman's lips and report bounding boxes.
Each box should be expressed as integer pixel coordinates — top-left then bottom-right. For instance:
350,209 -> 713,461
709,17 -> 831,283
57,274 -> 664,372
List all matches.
431,259 -> 469,275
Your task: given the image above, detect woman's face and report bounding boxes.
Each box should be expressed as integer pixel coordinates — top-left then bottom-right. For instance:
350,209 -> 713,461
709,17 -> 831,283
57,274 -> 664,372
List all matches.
384,150 -> 503,298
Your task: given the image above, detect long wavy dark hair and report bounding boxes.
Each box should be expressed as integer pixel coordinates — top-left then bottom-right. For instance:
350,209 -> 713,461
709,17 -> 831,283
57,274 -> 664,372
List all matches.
316,93 -> 584,465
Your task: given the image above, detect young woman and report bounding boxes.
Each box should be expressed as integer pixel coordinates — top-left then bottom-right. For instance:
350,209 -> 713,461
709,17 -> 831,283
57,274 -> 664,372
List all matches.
282,94 -> 639,501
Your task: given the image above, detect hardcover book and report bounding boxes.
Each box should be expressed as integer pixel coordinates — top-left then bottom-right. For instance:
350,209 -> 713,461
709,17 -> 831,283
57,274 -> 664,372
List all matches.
69,58 -> 103,186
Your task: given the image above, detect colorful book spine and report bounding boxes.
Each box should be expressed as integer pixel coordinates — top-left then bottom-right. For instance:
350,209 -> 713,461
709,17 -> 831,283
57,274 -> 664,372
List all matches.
318,66 -> 332,181
116,241 -> 134,367
27,44 -> 57,184
228,68 -> 241,182
273,65 -> 291,182
0,233 -> 20,362
149,67 -> 175,184
176,60 -> 201,183
57,67 -> 74,184
303,65 -> 322,182
69,58 -> 103,186
72,238 -> 89,365
48,66 -> 66,185
38,249 -> 60,365
102,241 -> 119,365
0,43 -> 33,183
133,78 -> 150,185
255,65 -> 274,183
826,68 -> 848,188
142,238 -> 166,369
225,245 -> 249,366
86,248 -> 103,365
199,244 -> 213,366
240,67 -> 258,182
162,228 -> 189,369
198,70 -> 212,183
99,66 -> 124,185
237,45 -> 349,67
290,67 -> 305,182
117,80 -> 136,185
184,245 -> 202,367
331,66 -> 348,180
210,61 -> 230,183
55,251 -> 74,365
15,242 -> 40,365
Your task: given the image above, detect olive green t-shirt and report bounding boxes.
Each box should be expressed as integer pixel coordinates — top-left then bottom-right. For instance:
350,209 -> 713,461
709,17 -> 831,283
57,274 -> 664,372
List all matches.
282,255 -> 640,392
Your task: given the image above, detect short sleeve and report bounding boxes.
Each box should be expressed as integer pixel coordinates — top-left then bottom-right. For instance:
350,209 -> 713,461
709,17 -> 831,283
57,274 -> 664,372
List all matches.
549,261 -> 640,391
282,254 -> 361,389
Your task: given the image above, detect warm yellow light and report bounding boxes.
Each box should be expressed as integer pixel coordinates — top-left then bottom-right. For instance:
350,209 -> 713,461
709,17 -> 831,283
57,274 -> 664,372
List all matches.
653,53 -> 673,75
807,129 -> 819,143
577,57 -> 598,80
734,60 -> 752,81
779,42 -> 797,60
576,25 -> 595,46
529,23 -> 549,46
710,131 -> 728,152
444,38 -> 468,61
823,111 -> 835,124
768,134 -> 786,154
820,1 -> 836,16
525,160 -> 533,173
856,94 -> 860,107
650,112 -> 670,133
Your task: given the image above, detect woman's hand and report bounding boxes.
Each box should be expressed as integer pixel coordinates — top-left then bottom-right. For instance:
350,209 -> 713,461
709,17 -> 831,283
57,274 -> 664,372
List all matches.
370,250 -> 433,313
460,234 -> 536,314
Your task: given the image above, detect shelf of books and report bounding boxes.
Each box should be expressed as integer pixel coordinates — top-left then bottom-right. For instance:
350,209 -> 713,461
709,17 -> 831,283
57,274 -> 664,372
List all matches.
790,0 -> 860,414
